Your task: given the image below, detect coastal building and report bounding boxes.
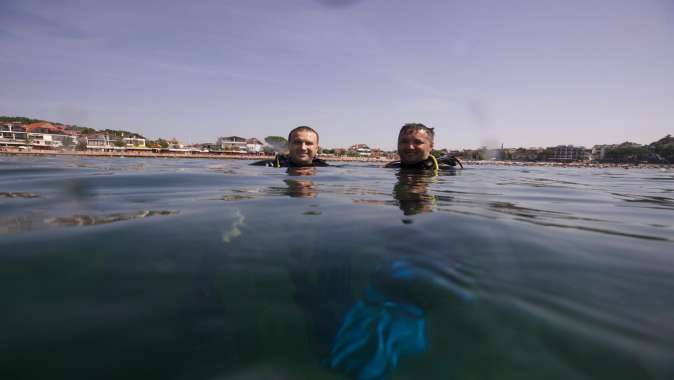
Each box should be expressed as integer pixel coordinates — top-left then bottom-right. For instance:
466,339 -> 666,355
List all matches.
86,134 -> 122,151
217,136 -> 247,153
24,122 -> 77,149
196,143 -> 223,153
370,148 -> 383,159
510,147 -> 545,161
549,145 -> 587,161
455,149 -> 477,160
167,138 -> 184,150
590,145 -> 616,161
122,137 -> 146,148
186,145 -> 204,154
484,148 -> 505,160
163,139 -> 191,153
349,144 -> 372,157
0,123 -> 28,147
382,150 -> 399,160
456,146 -> 504,161
246,138 -> 263,154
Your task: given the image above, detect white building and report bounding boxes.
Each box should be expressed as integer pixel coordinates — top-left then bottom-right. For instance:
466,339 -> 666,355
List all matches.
122,137 -> 146,148
246,138 -> 263,153
23,122 -> 77,149
590,145 -> 615,161
349,144 -> 372,157
550,145 -> 588,161
86,134 -> 122,151
0,123 -> 28,146
217,136 -> 247,153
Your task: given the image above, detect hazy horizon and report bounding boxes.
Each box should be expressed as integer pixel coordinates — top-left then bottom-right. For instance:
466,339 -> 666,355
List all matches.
2,0 -> 673,150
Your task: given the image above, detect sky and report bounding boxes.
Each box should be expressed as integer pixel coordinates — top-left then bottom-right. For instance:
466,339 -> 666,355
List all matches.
1,0 -> 673,150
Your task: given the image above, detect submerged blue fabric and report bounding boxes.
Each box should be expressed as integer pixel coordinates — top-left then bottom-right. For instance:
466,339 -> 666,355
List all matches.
327,258 -> 474,379
328,286 -> 426,380
327,260 -> 425,380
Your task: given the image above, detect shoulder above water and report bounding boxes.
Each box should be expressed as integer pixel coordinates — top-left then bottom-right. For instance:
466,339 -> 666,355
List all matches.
385,155 -> 463,170
251,154 -> 330,168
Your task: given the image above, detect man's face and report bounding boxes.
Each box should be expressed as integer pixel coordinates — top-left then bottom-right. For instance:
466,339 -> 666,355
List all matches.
288,130 -> 318,166
397,129 -> 433,165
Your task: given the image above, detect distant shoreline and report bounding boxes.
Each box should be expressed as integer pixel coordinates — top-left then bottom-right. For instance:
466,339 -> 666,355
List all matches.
0,149 -> 670,169
460,160 -> 671,170
0,149 -> 390,162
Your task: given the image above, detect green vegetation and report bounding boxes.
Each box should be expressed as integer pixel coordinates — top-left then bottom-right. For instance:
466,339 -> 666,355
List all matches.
145,139 -> 169,149
603,143 -> 651,163
264,136 -> 287,145
158,139 -> 169,149
62,136 -> 75,149
0,116 -> 47,124
600,137 -> 673,163
650,135 -> 674,163
101,129 -> 145,139
264,136 -> 287,153
540,148 -> 554,161
66,125 -> 96,135
76,138 -> 88,151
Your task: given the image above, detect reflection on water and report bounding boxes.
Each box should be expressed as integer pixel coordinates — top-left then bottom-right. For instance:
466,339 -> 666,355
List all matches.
283,167 -> 318,198
1,157 -> 673,380
611,192 -> 674,209
392,170 -> 439,215
351,170 -> 449,220
0,191 -> 40,198
45,210 -> 178,227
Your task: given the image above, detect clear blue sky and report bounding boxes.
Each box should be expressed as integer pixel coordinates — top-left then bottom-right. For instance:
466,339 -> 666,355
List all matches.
1,0 -> 673,150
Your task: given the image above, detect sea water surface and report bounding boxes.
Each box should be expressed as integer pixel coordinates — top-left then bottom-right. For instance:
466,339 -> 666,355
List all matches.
1,156 -> 673,380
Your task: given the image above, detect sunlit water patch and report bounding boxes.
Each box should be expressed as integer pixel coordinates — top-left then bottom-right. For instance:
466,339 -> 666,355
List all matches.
1,156 -> 673,380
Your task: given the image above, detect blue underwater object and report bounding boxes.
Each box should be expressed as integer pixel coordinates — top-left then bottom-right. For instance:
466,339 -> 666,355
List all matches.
328,286 -> 426,380
327,259 -> 474,380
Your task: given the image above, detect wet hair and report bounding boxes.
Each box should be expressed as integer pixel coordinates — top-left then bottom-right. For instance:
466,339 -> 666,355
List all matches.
288,126 -> 319,144
398,123 -> 435,142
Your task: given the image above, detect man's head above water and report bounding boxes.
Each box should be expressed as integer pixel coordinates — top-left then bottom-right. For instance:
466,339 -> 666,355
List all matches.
288,126 -> 319,166
397,123 -> 435,165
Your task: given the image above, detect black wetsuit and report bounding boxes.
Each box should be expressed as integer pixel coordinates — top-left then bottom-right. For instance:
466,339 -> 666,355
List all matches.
384,155 -> 463,169
250,154 -> 330,167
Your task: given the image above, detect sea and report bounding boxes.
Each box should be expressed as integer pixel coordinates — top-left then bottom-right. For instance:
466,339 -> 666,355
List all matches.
1,155 -> 673,380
